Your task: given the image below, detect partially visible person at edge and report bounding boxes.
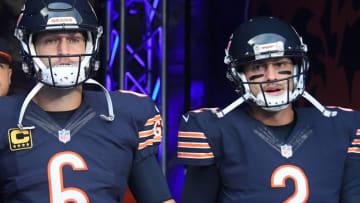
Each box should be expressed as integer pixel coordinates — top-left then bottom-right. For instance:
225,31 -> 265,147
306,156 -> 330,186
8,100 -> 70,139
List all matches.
0,37 -> 12,96
177,16 -> 360,203
0,0 -> 175,202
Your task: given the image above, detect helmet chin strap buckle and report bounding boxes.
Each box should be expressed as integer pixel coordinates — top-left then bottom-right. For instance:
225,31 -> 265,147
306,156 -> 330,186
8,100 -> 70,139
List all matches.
100,114 -> 115,122
17,123 -> 36,130
322,110 -> 337,117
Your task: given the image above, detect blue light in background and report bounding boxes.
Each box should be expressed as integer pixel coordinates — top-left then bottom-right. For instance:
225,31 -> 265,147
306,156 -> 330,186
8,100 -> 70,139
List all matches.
152,77 -> 161,100
126,44 -> 146,67
109,29 -> 119,68
124,72 -> 147,94
190,80 -> 205,109
149,0 -> 160,23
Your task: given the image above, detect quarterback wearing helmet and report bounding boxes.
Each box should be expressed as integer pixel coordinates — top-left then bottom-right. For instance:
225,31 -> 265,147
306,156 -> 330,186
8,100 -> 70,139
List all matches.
178,16 -> 360,202
220,16 -> 335,116
15,0 -> 102,88
0,0 -> 174,202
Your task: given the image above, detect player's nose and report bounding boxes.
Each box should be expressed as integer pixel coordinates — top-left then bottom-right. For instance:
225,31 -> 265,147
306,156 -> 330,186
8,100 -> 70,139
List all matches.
57,38 -> 70,55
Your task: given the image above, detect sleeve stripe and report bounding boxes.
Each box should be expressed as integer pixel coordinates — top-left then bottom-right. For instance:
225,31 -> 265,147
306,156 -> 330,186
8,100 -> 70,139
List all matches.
178,131 -> 206,139
138,135 -> 162,150
178,142 -> 210,149
357,129 -> 360,135
138,114 -> 162,150
145,114 -> 162,126
177,152 -> 214,159
153,135 -> 162,142
139,129 -> 154,138
352,139 -> 360,145
348,147 -> 360,153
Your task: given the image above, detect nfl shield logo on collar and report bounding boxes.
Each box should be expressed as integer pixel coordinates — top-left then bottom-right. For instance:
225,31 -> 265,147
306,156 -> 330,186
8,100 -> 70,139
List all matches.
58,129 -> 71,144
281,144 -> 293,159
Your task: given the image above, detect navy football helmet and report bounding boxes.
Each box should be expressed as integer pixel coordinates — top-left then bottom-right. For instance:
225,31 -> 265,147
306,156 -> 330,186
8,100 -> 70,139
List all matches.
14,0 -> 103,88
224,16 -> 308,111
216,16 -> 336,117
14,0 -> 115,130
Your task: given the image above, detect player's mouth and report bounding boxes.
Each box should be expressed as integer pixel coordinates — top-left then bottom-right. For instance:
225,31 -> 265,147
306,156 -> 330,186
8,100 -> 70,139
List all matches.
264,86 -> 284,96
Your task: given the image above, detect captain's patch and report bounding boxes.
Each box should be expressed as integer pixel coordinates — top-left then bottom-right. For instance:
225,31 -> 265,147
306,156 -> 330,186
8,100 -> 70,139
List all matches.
8,128 -> 33,151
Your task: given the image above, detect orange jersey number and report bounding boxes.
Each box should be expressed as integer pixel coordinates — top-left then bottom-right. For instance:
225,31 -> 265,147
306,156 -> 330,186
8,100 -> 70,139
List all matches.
271,165 -> 309,203
47,151 -> 89,203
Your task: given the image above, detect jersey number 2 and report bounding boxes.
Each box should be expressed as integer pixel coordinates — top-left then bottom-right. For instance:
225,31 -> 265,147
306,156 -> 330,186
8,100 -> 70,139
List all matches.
48,151 -> 89,203
271,164 -> 309,203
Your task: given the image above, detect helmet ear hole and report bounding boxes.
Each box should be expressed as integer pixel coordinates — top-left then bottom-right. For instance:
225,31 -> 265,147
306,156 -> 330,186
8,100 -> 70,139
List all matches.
22,54 -> 35,76
226,64 -> 245,95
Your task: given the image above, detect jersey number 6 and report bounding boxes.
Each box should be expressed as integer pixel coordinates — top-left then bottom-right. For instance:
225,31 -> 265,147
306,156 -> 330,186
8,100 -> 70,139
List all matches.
271,164 -> 309,203
48,151 -> 89,203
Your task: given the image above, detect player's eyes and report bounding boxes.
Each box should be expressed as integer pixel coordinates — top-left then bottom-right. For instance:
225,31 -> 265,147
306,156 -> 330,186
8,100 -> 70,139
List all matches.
69,38 -> 80,43
44,38 -> 58,44
251,64 -> 265,71
274,61 -> 292,68
273,62 -> 284,67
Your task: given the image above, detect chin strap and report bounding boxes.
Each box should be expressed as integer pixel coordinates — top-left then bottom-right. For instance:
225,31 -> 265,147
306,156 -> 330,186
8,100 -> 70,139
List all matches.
215,91 -> 337,118
216,93 -> 250,118
17,79 -> 115,130
85,79 -> 115,122
17,82 -> 44,130
301,90 -> 337,117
